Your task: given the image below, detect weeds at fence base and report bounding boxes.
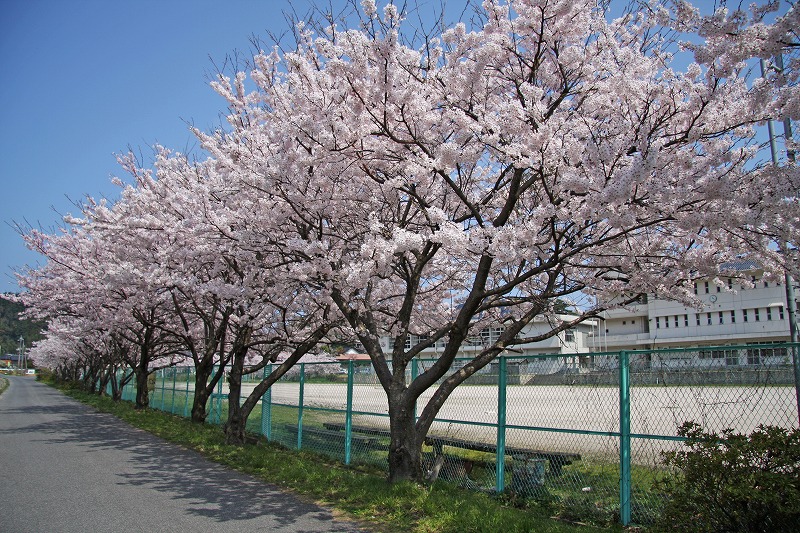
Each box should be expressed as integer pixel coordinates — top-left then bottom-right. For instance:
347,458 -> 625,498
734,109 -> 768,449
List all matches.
557,495 -> 620,528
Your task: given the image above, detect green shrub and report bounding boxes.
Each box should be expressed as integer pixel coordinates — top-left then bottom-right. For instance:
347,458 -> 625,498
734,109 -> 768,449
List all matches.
654,422 -> 800,533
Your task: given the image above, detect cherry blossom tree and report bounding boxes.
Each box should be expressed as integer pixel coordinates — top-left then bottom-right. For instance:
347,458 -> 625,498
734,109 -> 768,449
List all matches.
12,0 -> 797,484
83,152 -> 248,421
201,0 -> 799,481
16,215 -> 184,408
27,317 -> 136,399
81,148 -> 348,438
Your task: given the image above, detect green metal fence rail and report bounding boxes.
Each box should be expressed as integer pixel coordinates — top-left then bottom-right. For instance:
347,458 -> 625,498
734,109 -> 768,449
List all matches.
112,342 -> 800,527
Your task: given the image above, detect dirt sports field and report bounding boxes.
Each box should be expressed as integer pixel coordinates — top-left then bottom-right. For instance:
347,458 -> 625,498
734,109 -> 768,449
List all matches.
237,381 -> 798,462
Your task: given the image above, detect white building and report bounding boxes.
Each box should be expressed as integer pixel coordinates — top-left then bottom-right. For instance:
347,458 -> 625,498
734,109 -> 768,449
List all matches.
374,262 -> 796,379
593,266 -> 795,353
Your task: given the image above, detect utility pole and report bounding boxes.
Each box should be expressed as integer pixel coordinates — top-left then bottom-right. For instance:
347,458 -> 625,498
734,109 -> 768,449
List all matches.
18,336 -> 24,373
761,56 -> 799,425
775,55 -> 798,349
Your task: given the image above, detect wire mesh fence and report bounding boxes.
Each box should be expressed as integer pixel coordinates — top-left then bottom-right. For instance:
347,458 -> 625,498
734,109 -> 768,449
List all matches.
115,342 -> 800,527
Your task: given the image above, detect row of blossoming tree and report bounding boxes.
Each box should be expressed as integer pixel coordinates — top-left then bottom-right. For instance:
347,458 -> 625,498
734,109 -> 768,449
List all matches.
11,0 -> 799,482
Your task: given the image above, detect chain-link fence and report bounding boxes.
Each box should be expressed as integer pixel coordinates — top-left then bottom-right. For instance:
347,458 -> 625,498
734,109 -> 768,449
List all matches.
117,342 -> 800,527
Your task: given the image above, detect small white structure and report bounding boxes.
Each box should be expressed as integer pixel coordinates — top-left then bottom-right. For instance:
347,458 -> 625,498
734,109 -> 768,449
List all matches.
381,315 -> 597,357
379,315 -> 598,379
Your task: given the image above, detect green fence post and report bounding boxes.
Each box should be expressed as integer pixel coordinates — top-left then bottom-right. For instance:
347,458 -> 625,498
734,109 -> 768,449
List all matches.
496,356 -> 508,493
345,359 -> 354,464
411,359 -> 419,421
210,368 -> 216,424
170,367 -> 178,414
219,370 -> 225,424
212,369 -> 223,425
153,370 -> 159,410
619,350 -> 632,526
159,369 -> 166,411
183,367 -> 190,418
261,364 -> 272,440
297,363 -> 305,450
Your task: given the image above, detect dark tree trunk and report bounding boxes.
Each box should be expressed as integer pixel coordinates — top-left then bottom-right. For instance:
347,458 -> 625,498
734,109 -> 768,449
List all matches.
83,365 -> 99,393
191,360 -> 213,423
224,329 -> 252,444
98,368 -> 112,396
132,350 -> 152,410
224,349 -> 246,444
134,367 -> 150,409
228,385 -> 266,445
191,393 -> 209,422
223,324 -> 329,445
191,359 -> 227,423
110,369 -> 131,402
110,378 -> 122,401
387,391 -> 424,482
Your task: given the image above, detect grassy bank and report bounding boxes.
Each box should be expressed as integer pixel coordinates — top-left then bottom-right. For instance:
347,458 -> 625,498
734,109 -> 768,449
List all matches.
57,385 -> 612,533
0,377 -> 8,395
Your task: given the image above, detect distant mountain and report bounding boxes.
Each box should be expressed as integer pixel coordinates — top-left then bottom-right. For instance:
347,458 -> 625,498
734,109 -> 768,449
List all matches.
0,297 -> 44,358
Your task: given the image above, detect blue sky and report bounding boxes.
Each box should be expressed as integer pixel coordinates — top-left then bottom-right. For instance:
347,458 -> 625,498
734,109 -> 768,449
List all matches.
0,0 -> 790,294
0,0 -> 350,292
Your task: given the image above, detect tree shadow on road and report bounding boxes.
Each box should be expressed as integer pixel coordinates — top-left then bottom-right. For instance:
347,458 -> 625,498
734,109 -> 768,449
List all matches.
0,382 -> 366,533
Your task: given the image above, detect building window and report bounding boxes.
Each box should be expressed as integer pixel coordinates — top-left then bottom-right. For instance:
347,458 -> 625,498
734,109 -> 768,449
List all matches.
480,327 -> 504,345
717,284 -> 721,293
704,281 -> 709,294
674,316 -> 679,327
696,314 -> 701,326
766,307 -> 772,321
719,311 -> 724,324
755,308 -> 760,321
684,314 -> 689,327
665,316 -> 669,328
764,281 -> 769,288
728,278 -> 733,289
743,309 -> 748,322
564,329 -> 575,342
779,306 -> 785,320
730,310 -> 735,323
631,320 -> 636,324
693,282 -> 698,295
656,317 -> 660,329
622,320 -> 626,325
707,313 -> 712,325
701,349 -> 730,360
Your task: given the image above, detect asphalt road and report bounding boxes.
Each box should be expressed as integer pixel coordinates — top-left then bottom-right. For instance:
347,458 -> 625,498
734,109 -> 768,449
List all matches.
0,376 -> 368,533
